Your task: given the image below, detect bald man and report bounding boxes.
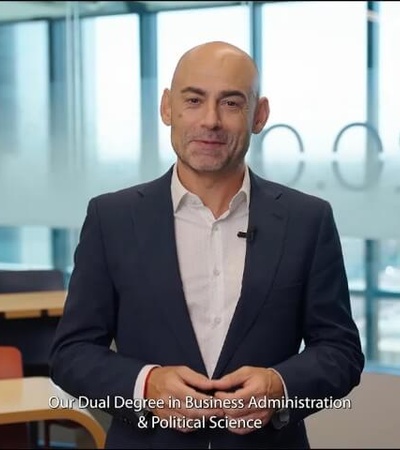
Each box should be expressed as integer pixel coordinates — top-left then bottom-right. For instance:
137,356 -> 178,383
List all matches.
50,42 -> 364,449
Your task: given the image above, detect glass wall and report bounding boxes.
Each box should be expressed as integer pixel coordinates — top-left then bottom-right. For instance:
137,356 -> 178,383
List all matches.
82,14 -> 141,163
0,1 -> 399,368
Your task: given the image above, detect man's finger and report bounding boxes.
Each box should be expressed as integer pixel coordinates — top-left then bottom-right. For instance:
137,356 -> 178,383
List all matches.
179,367 -> 215,392
212,369 -> 247,391
174,387 -> 225,418
213,384 -> 253,403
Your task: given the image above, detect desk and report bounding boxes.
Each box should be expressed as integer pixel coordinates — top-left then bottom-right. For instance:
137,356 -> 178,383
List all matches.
0,377 -> 106,449
0,291 -> 66,319
0,291 -> 67,371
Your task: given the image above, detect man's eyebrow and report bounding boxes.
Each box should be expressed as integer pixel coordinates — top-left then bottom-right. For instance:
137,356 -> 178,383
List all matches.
180,87 -> 247,101
180,86 -> 206,96
219,90 -> 247,101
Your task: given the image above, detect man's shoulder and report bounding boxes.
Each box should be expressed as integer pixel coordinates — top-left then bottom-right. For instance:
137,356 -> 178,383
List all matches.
89,170 -> 172,209
252,171 -> 329,210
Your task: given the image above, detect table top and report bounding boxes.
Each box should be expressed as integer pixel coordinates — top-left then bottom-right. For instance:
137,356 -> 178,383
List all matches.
0,290 -> 67,319
0,376 -> 106,448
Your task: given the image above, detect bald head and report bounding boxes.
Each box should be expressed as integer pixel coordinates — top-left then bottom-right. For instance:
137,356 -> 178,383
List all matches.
171,41 -> 260,99
160,40 -> 270,179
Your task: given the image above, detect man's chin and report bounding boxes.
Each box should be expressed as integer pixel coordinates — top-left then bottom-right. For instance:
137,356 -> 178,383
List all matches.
179,157 -> 226,174
188,163 -> 227,174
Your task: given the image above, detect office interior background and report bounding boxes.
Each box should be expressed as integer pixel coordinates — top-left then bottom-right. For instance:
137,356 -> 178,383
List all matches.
0,0 -> 399,437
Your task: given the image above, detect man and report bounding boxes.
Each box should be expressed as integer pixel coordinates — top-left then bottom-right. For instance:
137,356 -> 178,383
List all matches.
50,41 -> 364,449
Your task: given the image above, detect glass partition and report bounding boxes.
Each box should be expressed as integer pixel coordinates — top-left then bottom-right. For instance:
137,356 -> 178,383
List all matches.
0,0 -> 398,368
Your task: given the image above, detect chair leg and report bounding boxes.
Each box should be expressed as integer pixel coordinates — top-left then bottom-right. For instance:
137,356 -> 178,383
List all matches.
29,422 -> 39,449
44,422 -> 51,449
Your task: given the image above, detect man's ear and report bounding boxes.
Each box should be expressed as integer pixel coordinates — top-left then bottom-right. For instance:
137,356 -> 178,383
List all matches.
160,88 -> 172,126
252,96 -> 270,134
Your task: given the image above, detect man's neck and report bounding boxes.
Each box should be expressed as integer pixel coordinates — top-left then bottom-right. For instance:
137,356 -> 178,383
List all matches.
176,162 -> 246,219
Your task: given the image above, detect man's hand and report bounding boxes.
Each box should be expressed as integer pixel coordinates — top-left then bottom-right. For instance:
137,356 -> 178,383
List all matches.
145,366 -> 224,432
212,366 -> 284,435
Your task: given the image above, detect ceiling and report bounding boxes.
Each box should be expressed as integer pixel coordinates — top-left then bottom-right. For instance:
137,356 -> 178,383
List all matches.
0,1 -> 251,22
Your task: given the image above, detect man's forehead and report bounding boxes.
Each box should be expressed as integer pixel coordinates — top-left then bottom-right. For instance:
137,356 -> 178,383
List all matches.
178,50 -> 253,76
172,65 -> 258,98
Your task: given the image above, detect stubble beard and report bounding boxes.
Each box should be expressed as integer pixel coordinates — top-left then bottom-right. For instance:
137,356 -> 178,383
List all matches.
176,147 -> 245,176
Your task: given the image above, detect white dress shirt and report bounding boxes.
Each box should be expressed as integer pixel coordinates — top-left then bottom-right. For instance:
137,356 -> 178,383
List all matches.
134,164 -> 249,394
172,164 -> 250,377
133,165 -> 288,425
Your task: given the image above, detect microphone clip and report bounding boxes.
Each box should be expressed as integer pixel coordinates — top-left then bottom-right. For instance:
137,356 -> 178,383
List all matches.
237,228 -> 256,243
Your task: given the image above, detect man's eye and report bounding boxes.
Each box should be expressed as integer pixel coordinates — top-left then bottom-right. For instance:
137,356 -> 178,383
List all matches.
187,98 -> 200,104
224,100 -> 239,108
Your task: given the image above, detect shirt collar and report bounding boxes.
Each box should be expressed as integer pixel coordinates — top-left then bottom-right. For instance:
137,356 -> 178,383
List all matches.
171,163 -> 250,213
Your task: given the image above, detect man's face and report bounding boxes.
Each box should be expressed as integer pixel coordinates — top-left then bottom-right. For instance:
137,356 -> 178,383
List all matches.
161,50 -> 267,175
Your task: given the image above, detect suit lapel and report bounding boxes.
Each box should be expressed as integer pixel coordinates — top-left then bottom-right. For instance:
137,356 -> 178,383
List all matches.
213,172 -> 288,378
130,169 -> 207,375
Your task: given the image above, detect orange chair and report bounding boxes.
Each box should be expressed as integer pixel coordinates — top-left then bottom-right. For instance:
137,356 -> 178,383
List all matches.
0,346 -> 30,449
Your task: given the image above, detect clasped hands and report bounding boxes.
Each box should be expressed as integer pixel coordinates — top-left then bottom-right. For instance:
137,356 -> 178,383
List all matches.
145,365 -> 284,435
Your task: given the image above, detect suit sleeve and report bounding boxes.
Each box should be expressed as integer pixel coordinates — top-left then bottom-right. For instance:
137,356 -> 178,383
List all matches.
49,198 -> 145,424
272,201 -> 364,425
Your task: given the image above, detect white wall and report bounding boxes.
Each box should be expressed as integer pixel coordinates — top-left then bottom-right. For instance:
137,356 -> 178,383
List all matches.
306,371 -> 400,449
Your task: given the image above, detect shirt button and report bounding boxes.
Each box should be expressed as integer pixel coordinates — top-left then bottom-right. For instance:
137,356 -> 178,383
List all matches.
213,317 -> 222,326
213,268 -> 220,276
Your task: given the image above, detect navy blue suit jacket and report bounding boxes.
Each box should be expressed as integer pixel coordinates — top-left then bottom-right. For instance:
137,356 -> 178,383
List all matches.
50,168 -> 364,449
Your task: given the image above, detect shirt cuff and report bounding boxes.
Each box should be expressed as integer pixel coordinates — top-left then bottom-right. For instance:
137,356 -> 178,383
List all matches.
269,368 -> 289,401
132,364 -> 160,419
133,364 -> 161,400
269,368 -> 290,429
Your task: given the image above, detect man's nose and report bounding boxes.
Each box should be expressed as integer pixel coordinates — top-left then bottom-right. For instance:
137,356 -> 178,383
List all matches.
201,103 -> 221,129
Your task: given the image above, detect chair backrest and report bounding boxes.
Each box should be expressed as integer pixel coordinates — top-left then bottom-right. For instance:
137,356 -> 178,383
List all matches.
0,269 -> 64,293
0,346 -> 30,449
0,346 -> 23,379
